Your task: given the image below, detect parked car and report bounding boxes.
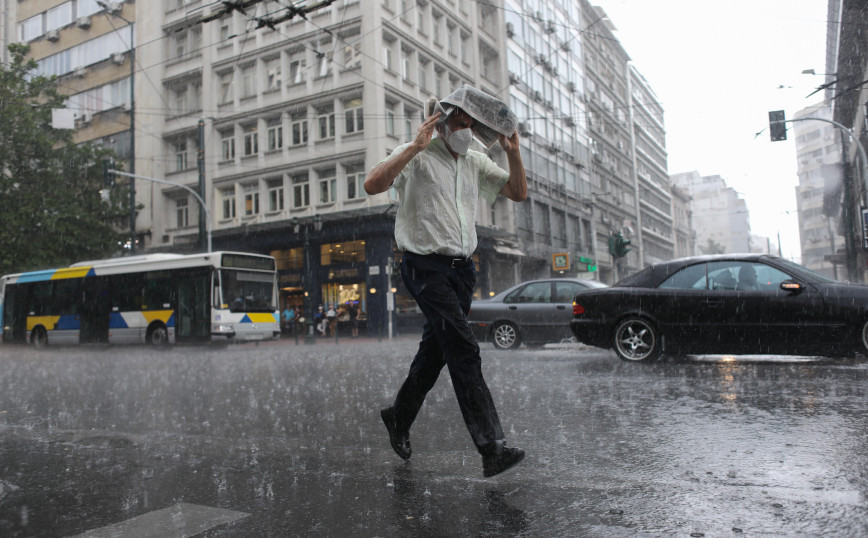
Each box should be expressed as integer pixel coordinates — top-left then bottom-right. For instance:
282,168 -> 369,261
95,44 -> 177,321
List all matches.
469,278 -> 608,350
570,254 -> 868,361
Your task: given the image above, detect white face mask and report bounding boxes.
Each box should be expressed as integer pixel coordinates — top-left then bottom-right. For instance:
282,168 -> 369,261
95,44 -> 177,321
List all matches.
444,124 -> 473,155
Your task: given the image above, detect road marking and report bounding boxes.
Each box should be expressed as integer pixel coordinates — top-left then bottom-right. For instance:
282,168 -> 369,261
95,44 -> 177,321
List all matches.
72,503 -> 249,537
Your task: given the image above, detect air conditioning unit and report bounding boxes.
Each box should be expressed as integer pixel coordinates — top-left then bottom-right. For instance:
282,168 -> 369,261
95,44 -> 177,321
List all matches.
121,101 -> 132,112
532,90 -> 542,102
111,52 -> 126,65
77,16 -> 91,29
518,122 -> 532,136
561,42 -> 571,52
46,29 -> 60,41
564,117 -> 575,127
108,1 -> 123,13
73,66 -> 87,78
545,21 -> 556,34
567,81 -> 576,93
506,22 -> 514,38
508,72 -> 520,85
79,112 -> 92,125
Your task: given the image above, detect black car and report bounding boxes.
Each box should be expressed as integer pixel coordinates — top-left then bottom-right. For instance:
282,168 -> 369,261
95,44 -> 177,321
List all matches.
470,278 -> 608,350
570,254 -> 868,361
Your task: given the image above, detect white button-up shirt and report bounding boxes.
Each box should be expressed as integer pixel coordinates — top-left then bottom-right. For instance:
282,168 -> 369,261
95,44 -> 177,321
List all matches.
388,138 -> 509,257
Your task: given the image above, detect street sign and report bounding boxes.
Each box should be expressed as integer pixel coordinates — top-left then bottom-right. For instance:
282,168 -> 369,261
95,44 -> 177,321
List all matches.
552,252 -> 570,271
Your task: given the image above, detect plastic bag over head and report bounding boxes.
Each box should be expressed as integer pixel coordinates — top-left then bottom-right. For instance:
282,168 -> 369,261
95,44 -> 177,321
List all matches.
439,85 -> 518,149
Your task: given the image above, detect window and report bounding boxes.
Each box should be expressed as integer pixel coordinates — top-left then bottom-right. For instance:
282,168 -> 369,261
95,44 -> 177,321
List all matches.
78,0 -> 102,18
267,118 -> 283,151
221,187 -> 236,219
20,16 -> 43,42
344,42 -> 361,70
383,39 -> 393,71
385,104 -> 395,136
317,47 -> 333,78
267,178 -> 284,212
243,125 -> 258,156
175,141 -> 188,171
505,282 -> 551,304
265,59 -> 281,91
221,131 -> 235,161
447,23 -> 456,56
318,110 -> 335,140
418,58 -> 429,91
219,72 -> 233,104
318,169 -> 337,204
346,164 -> 366,200
291,118 -> 308,146
241,65 -> 255,98
176,198 -> 189,228
402,50 -> 411,80
432,12 -> 443,46
243,183 -> 260,216
289,58 -> 306,84
293,173 -> 310,208
46,3 -> 73,32
344,98 -> 363,134
173,31 -> 187,60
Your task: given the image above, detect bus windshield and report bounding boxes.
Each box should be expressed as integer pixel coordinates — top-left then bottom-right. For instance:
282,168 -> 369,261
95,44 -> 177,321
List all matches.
221,269 -> 276,312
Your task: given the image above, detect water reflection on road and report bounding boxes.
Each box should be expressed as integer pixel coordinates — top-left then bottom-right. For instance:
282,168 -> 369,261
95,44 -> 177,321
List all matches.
0,342 -> 865,536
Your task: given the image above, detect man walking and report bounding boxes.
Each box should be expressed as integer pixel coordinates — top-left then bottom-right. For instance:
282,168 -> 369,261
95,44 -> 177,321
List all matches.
365,86 -> 527,477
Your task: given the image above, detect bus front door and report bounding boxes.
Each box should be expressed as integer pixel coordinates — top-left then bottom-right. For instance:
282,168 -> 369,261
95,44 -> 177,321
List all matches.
175,270 -> 211,342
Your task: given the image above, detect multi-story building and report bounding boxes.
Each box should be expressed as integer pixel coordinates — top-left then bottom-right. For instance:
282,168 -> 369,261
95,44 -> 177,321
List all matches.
1,0 -> 16,66
579,2 -> 636,283
18,0 -> 135,161
502,0 -> 596,283
670,184 -> 695,258
792,103 -> 844,279
629,64 -> 673,266
13,0 -> 671,334
671,171 -> 751,254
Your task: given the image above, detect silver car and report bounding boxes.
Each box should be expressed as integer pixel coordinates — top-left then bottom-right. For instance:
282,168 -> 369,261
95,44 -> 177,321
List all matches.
469,278 -> 608,350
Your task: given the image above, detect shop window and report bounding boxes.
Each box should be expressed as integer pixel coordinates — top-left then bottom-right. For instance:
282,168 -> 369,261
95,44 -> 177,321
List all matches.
320,239 -> 366,266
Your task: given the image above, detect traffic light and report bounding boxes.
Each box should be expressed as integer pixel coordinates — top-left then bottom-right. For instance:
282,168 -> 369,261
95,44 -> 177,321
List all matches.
769,110 -> 787,141
608,233 -> 631,258
616,232 -> 631,257
102,160 -> 115,188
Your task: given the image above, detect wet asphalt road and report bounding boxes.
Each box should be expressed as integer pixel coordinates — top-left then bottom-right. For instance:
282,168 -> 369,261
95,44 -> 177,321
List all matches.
0,338 -> 866,537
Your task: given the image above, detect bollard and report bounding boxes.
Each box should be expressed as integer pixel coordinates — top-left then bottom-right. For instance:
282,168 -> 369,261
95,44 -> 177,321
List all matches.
294,325 -> 299,345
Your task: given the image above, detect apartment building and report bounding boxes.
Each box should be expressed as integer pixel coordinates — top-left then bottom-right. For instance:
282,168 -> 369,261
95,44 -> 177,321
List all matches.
671,171 -> 751,255
18,0 -> 135,159
792,103 -> 844,279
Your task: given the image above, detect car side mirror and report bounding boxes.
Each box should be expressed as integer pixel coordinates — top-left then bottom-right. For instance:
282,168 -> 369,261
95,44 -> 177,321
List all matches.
780,280 -> 803,293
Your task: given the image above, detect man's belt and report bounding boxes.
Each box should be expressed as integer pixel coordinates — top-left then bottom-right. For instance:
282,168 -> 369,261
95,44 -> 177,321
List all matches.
421,252 -> 474,269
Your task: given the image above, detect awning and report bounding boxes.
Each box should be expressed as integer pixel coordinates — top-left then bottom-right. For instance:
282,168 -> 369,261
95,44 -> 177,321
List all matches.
493,245 -> 525,257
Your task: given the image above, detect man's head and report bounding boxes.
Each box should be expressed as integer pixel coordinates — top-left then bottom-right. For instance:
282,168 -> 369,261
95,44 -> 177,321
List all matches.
437,106 -> 475,156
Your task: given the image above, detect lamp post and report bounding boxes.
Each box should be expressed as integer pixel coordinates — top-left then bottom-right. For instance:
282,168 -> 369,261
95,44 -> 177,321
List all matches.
293,215 -> 323,344
97,1 -> 135,253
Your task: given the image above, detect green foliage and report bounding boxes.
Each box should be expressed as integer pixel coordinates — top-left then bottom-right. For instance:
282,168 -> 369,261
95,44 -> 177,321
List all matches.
0,44 -> 127,275
698,238 -> 727,255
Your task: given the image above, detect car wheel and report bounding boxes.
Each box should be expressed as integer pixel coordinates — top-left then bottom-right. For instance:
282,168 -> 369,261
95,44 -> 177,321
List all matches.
492,321 -> 521,350
613,317 -> 661,362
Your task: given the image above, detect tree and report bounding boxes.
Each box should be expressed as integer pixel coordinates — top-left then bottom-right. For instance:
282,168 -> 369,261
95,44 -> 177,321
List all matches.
0,44 -> 127,275
698,238 -> 727,255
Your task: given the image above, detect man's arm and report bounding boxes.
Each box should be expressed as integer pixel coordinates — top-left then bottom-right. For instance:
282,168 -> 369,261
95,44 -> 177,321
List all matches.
365,112 -> 441,195
497,130 -> 527,202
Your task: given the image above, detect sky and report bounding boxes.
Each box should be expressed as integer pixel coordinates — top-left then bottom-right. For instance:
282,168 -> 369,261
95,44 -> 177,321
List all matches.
592,0 -> 830,261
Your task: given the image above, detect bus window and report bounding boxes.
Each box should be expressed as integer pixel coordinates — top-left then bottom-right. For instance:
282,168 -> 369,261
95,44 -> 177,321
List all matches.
52,279 -> 80,315
221,269 -> 276,313
144,271 -> 173,310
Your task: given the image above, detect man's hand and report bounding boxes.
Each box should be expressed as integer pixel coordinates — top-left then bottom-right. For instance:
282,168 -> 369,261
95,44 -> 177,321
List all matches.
414,112 -> 441,150
498,129 -> 520,155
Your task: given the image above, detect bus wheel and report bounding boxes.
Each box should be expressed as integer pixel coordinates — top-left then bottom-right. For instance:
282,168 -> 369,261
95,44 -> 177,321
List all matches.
147,323 -> 169,346
31,327 -> 48,348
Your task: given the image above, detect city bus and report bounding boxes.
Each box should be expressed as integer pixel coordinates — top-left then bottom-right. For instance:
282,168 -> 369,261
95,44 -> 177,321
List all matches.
0,251 -> 280,347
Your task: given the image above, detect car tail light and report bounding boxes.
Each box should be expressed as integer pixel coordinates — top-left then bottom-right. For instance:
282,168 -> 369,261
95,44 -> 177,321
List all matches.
573,302 -> 585,315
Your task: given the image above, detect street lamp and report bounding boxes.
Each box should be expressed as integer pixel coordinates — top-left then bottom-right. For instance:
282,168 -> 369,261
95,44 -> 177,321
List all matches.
96,0 -> 136,253
293,215 -> 323,344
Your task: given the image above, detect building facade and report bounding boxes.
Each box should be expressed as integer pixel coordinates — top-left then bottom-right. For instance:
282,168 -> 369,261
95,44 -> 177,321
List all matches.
670,171 -> 751,255
792,103 -> 845,279
15,0 -> 674,333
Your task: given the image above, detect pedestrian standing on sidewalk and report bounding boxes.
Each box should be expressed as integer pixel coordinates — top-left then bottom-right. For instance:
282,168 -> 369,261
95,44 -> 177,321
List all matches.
364,86 -> 527,477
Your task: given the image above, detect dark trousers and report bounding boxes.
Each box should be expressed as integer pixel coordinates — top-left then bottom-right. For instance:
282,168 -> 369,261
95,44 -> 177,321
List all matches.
390,252 -> 504,453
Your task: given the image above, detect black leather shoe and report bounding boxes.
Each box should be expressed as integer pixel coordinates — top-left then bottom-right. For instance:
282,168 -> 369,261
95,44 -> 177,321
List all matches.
380,406 -> 411,460
482,440 -> 525,477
